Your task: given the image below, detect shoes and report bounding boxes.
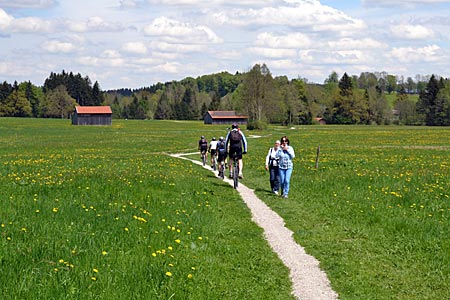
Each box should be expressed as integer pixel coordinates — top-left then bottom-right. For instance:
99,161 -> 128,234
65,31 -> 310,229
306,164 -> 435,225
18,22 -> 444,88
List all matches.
238,173 -> 243,179
282,194 -> 288,199
273,191 -> 279,195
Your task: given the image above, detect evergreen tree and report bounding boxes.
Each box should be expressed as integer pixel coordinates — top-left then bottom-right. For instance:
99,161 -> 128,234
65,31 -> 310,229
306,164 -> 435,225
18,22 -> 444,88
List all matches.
416,75 -> 443,125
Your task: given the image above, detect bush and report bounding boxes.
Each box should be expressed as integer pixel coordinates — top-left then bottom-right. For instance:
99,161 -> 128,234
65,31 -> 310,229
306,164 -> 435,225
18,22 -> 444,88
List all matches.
246,120 -> 268,130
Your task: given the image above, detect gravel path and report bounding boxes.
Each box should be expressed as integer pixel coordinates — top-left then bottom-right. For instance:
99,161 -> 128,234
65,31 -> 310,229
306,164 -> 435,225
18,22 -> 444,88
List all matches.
171,153 -> 339,300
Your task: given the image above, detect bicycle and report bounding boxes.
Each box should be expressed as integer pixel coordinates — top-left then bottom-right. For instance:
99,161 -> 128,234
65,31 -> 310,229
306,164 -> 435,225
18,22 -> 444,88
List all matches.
201,150 -> 207,166
211,153 -> 217,171
218,160 -> 225,179
231,153 -> 239,189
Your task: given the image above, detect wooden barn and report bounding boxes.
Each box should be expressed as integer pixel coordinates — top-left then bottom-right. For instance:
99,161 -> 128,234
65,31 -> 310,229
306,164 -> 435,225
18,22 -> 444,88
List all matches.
72,106 -> 112,126
204,111 -> 248,125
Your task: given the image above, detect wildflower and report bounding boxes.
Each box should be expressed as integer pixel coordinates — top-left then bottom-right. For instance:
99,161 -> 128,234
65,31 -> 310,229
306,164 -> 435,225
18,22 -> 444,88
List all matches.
93,268 -> 99,273
152,253 -> 157,257
91,277 -> 97,281
52,207 -> 59,213
102,251 -> 108,256
187,274 -> 193,279
175,239 -> 181,244
165,271 -> 172,277
124,227 -> 129,232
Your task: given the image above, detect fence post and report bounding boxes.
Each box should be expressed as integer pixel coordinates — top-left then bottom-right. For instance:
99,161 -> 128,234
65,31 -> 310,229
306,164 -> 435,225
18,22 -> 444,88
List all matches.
315,145 -> 320,170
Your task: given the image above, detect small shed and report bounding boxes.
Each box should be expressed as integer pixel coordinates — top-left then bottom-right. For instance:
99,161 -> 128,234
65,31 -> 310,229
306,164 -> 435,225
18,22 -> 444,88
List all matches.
314,117 -> 327,125
72,106 -> 112,126
204,111 -> 248,125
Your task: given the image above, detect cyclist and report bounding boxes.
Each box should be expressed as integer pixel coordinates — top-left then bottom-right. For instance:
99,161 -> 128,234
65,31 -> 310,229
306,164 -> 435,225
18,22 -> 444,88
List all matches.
225,123 -> 247,179
198,135 -> 208,162
208,137 -> 218,169
217,136 -> 227,178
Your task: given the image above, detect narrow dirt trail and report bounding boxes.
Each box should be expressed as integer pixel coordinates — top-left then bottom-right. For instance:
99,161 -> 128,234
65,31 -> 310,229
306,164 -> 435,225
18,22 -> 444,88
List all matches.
171,152 -> 339,300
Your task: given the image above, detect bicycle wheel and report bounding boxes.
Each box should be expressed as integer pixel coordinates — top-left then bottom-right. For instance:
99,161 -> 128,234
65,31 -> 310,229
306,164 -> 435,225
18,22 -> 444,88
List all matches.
233,160 -> 239,189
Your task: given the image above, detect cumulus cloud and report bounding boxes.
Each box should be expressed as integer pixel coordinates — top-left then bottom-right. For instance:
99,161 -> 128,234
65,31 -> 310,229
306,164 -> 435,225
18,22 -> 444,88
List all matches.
254,32 -> 312,48
122,41 -> 148,54
390,24 -> 435,40
362,0 -> 450,8
65,16 -> 125,33
143,16 -> 223,44
12,17 -> 51,33
0,8 -> 13,31
327,38 -> 388,50
0,0 -> 56,9
390,44 -> 443,63
211,0 -> 366,33
41,40 -> 77,53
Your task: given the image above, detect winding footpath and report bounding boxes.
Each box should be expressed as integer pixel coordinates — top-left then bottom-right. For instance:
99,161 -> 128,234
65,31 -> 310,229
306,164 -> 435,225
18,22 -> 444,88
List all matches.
171,152 -> 339,300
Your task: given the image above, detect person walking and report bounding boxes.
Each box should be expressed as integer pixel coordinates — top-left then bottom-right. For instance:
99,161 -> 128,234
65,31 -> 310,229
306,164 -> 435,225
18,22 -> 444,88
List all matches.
276,136 -> 295,198
265,140 -> 281,195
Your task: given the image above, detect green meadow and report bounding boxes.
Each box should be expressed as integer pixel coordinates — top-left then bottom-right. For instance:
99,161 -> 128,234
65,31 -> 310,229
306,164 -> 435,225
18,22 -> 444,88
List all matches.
1,118 -> 450,299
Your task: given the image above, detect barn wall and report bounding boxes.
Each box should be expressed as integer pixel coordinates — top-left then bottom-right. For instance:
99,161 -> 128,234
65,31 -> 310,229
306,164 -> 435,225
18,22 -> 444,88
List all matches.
72,113 -> 112,125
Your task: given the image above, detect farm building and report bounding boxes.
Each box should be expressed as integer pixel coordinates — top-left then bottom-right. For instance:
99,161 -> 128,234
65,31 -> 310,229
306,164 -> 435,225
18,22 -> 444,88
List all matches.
72,106 -> 112,126
204,111 -> 248,125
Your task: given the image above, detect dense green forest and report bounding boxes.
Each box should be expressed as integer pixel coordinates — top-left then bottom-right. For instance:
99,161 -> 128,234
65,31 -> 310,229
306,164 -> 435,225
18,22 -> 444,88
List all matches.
1,65 -> 450,126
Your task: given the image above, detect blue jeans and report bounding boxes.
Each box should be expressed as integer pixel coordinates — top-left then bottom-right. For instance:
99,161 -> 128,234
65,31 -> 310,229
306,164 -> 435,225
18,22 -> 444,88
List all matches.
269,166 -> 280,192
279,168 -> 293,196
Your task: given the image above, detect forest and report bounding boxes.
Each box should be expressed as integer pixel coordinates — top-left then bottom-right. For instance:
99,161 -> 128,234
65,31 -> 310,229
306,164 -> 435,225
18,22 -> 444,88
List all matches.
1,64 -> 450,127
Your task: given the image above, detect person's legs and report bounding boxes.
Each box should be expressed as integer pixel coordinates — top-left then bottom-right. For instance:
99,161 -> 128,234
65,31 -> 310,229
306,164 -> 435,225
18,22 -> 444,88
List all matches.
238,159 -> 243,177
283,168 -> 293,197
273,166 -> 280,193
279,168 -> 286,195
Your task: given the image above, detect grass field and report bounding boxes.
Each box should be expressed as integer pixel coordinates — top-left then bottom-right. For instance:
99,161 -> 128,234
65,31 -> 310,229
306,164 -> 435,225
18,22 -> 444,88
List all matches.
1,118 -> 450,299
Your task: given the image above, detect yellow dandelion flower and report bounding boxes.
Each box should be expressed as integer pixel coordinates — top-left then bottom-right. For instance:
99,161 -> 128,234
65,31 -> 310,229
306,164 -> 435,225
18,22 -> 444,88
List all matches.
102,251 -> 108,256
93,268 -> 99,273
187,274 -> 193,279
124,227 -> 129,232
91,277 -> 97,281
165,271 -> 172,277
198,236 -> 203,240
52,207 -> 59,213
152,253 -> 157,257
167,246 -> 173,250
175,239 -> 181,244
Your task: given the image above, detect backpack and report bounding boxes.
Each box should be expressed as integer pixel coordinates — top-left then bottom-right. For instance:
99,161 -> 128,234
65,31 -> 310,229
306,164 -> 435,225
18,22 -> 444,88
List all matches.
218,141 -> 226,154
229,130 -> 241,144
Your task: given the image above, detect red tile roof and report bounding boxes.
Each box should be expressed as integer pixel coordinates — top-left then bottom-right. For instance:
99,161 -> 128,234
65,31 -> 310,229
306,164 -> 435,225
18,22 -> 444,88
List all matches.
208,111 -> 248,119
75,106 -> 112,114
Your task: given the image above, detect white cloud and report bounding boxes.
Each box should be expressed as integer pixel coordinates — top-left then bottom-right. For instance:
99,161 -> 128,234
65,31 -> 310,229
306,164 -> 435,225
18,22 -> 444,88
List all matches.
143,16 -> 222,43
65,16 -> 125,33
149,40 -> 207,53
248,47 -> 297,59
327,38 -> 388,50
0,0 -> 56,9
212,0 -> 366,33
390,44 -> 443,63
78,56 -> 126,67
254,32 -> 312,48
390,24 -> 435,40
12,17 -> 52,33
41,40 -> 77,53
362,0 -> 450,8
101,50 -> 121,58
122,42 -> 148,54
0,8 -> 14,31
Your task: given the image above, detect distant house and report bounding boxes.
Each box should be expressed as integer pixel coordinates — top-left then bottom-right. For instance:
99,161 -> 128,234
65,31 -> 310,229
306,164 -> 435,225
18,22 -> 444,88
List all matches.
204,111 -> 248,125
72,106 -> 112,126
314,117 -> 327,125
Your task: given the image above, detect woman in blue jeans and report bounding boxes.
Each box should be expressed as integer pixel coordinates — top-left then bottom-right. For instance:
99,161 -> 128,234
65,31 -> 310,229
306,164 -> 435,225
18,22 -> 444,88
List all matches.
276,136 -> 295,198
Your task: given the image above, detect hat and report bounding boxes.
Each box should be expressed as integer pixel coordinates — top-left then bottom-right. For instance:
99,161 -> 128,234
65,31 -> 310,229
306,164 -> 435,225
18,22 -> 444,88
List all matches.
231,123 -> 238,129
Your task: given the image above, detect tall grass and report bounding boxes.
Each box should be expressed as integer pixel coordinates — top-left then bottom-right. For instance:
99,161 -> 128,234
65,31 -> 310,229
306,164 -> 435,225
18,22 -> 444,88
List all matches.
0,118 -> 292,300
1,118 -> 450,299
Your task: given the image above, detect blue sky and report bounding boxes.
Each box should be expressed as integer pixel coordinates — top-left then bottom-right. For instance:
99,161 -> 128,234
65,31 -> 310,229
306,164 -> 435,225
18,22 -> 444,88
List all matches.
1,0 -> 450,89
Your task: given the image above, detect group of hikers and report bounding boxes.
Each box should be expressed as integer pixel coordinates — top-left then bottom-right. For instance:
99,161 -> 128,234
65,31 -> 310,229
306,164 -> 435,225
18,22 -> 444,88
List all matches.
198,123 -> 295,198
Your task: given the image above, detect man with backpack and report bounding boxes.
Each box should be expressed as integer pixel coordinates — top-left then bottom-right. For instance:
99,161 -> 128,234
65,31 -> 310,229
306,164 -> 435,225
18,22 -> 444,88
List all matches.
225,123 -> 248,179
217,136 -> 227,178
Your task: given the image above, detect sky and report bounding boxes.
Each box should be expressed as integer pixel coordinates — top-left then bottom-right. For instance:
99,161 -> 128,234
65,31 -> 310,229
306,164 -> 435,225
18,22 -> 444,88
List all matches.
1,0 -> 450,90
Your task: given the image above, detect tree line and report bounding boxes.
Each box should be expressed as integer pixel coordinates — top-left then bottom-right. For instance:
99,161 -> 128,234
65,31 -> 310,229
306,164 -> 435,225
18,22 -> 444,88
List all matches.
1,66 -> 450,126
